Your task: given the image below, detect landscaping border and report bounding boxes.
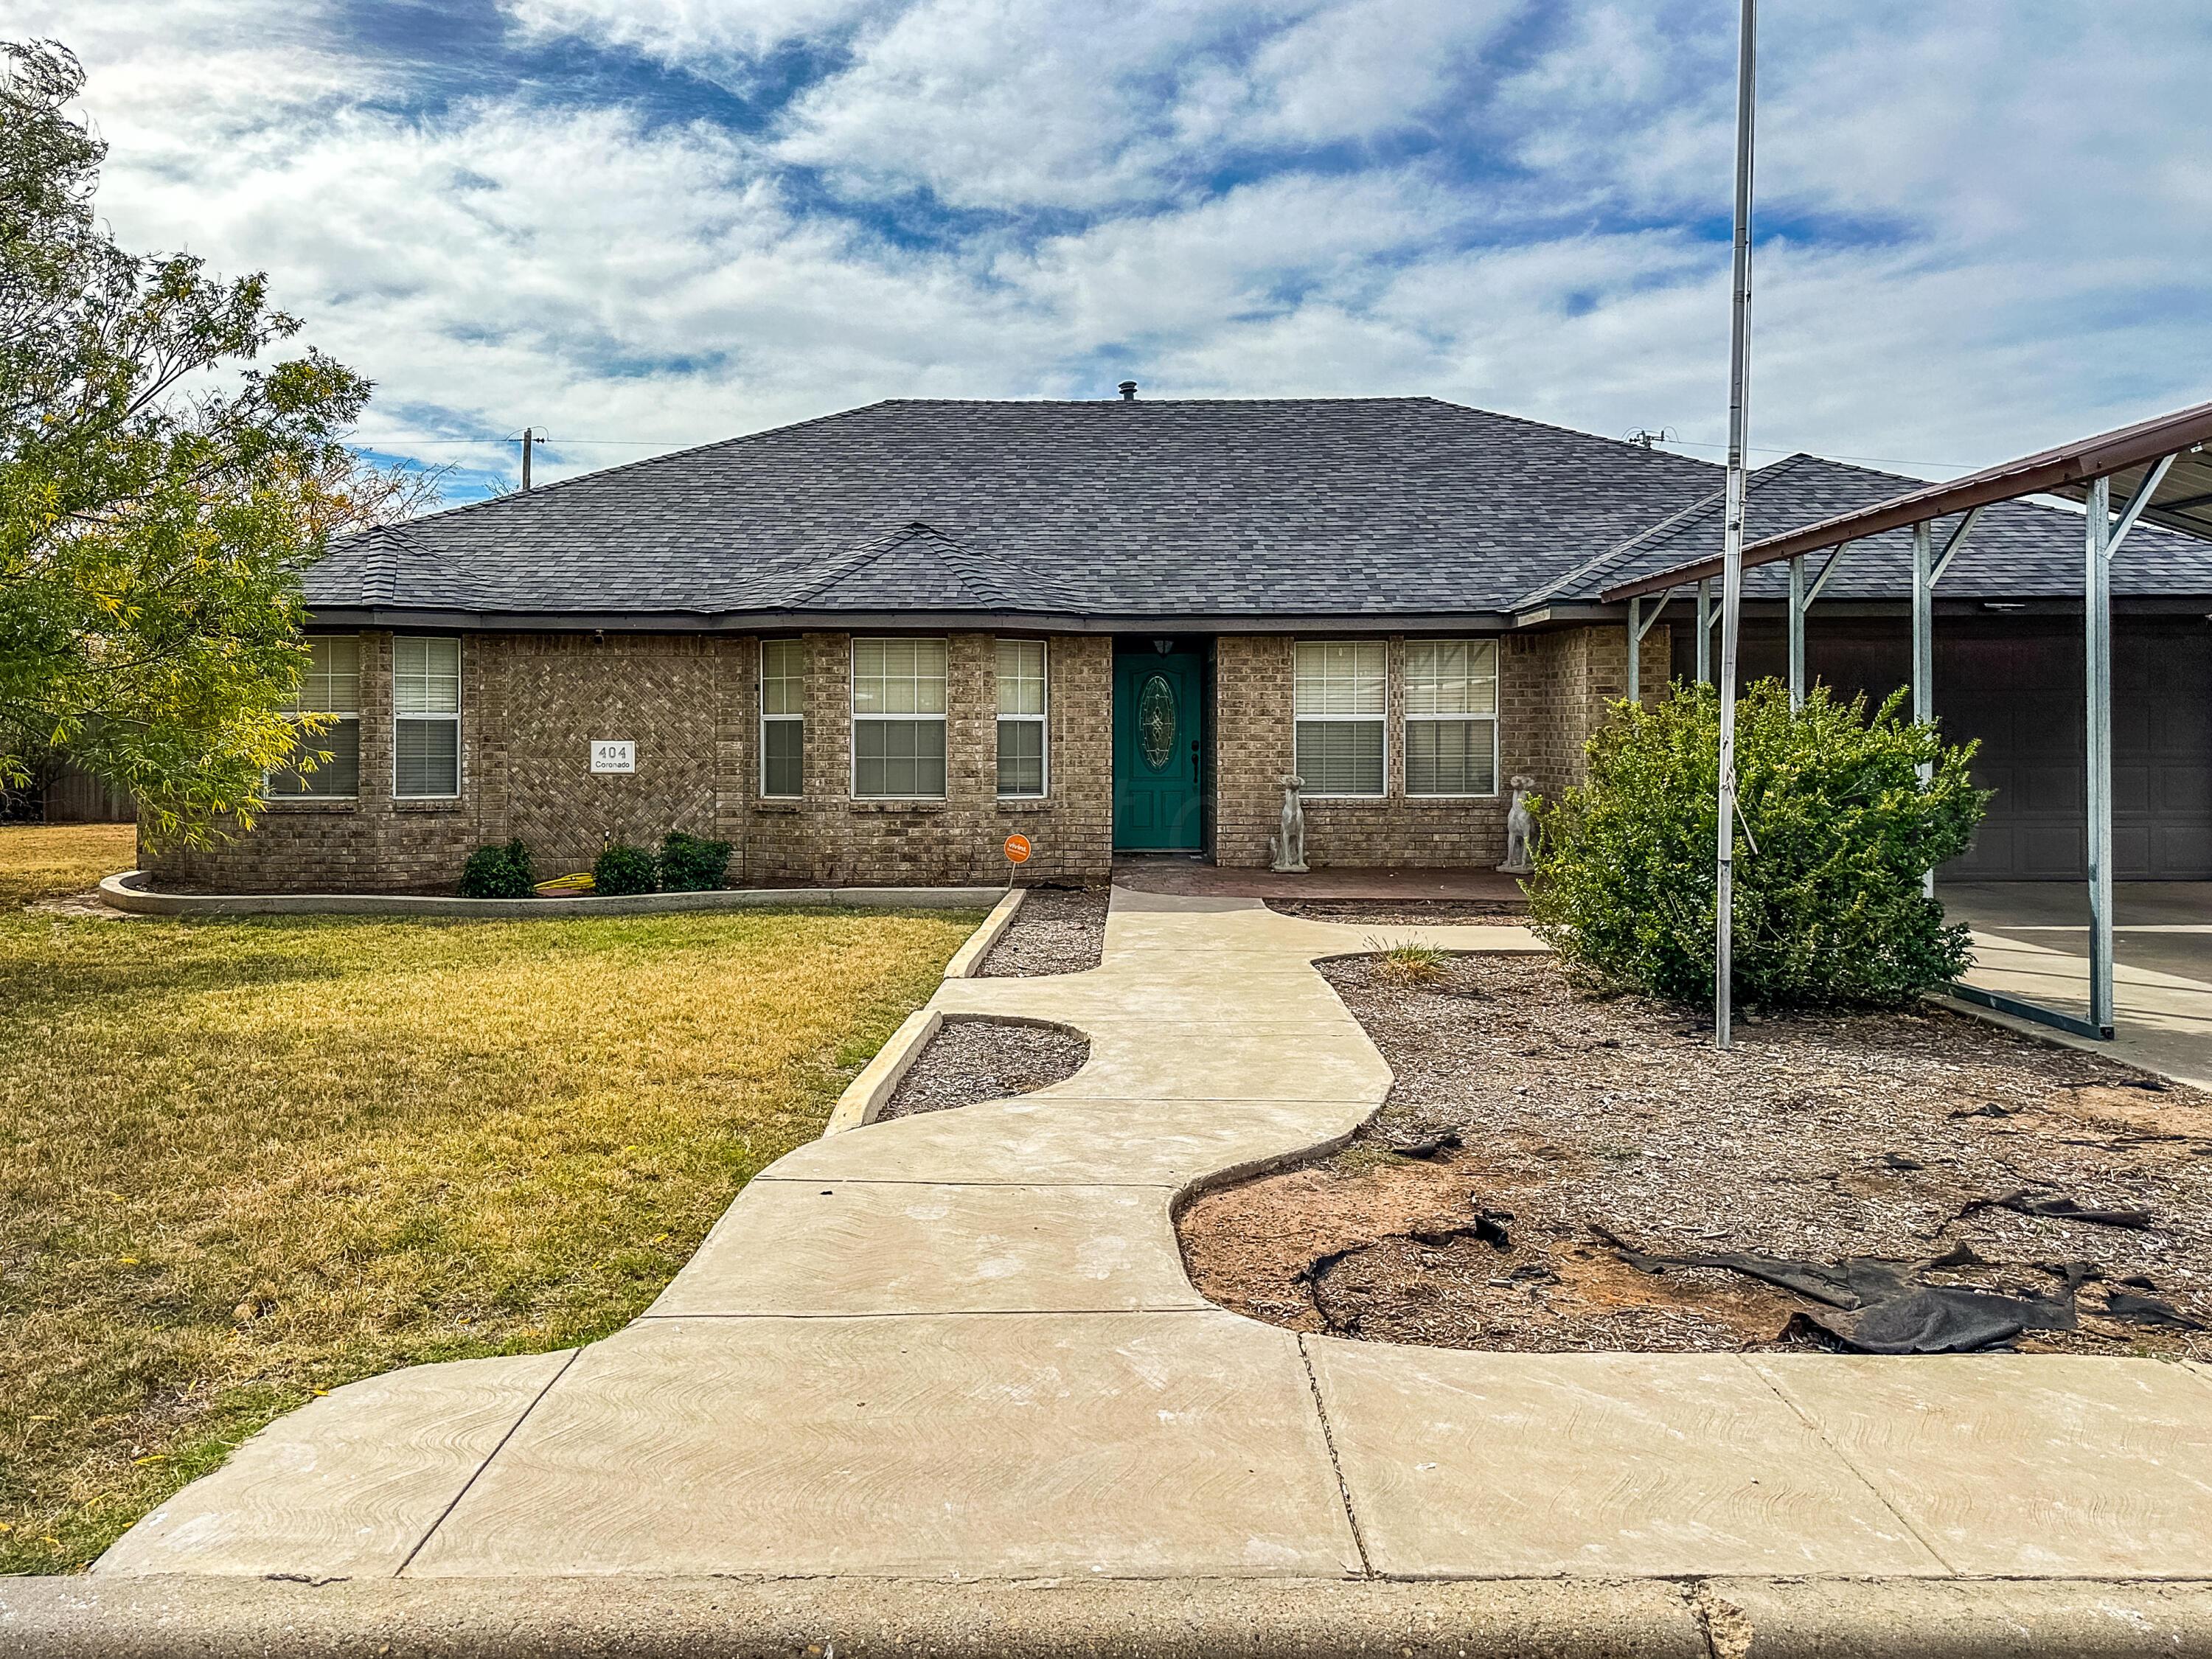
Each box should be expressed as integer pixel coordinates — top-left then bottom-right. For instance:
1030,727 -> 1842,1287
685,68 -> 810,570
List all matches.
824,1008 -> 943,1135
940,888 -> 1026,979
95,871 -> 1003,919
821,889 -> 1028,1135
7,1572 -> 2212,1658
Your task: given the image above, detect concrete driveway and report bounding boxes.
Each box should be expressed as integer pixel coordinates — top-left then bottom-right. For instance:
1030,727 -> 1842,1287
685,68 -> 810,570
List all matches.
1941,881 -> 2212,1089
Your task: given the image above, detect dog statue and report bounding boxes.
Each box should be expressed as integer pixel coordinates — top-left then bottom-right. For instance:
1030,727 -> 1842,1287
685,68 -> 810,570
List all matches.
1497,774 -> 1538,875
1269,773 -> 1309,874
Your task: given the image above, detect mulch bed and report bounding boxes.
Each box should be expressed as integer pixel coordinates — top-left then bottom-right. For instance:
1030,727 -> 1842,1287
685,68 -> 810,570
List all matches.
1179,952 -> 2212,1357
980,886 -> 1109,975
1267,900 -> 1526,924
879,1018 -> 1089,1119
874,888 -> 1102,1120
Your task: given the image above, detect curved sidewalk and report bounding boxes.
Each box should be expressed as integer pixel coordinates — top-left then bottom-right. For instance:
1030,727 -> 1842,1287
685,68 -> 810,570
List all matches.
91,889 -> 2212,1599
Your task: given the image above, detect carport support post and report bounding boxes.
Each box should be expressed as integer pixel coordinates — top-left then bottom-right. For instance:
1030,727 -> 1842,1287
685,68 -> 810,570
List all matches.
1911,519 -> 1935,898
1695,579 -> 1711,684
2086,476 -> 2115,1034
1787,554 -> 1806,708
1627,595 -> 1641,707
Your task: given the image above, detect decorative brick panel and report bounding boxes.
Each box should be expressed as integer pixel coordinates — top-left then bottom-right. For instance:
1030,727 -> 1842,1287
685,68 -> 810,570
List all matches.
503,633 -> 726,877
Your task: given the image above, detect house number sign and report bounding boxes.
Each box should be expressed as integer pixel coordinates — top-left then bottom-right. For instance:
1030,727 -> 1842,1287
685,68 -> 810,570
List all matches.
590,740 -> 636,774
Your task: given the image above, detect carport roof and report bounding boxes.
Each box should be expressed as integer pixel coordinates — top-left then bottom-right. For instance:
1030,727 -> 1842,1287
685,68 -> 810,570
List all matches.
1601,399 -> 2212,602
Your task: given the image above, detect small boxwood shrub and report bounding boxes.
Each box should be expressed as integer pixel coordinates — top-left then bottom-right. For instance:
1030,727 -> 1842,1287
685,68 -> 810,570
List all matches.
658,831 -> 732,892
593,841 -> 659,897
1527,681 -> 1988,1009
457,839 -> 535,899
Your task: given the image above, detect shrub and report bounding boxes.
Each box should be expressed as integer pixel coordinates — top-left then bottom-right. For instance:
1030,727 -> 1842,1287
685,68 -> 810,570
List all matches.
1370,939 -> 1448,988
457,839 -> 535,899
1527,680 -> 1988,1009
593,841 -> 659,897
658,831 -> 732,892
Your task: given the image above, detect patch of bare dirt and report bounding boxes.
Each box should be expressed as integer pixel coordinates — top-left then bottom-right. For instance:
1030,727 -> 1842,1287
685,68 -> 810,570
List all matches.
1178,954 -> 2212,1355
980,886 -> 1108,976
880,1018 -> 1089,1119
23,890 -> 142,919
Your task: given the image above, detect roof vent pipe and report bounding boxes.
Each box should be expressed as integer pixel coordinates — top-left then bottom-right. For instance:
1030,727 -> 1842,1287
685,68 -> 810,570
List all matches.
1118,380 -> 1138,401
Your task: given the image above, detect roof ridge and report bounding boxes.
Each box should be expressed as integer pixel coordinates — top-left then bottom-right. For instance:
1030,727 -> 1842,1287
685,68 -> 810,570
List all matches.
1509,453 -> 1843,608
783,521 -> 941,608
904,521 -> 1060,608
1429,404 -> 1728,474
864,394 -> 1441,407
1509,484 -> 1728,609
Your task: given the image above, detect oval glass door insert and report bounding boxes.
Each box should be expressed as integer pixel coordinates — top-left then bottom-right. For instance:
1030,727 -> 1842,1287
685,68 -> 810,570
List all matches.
1138,674 -> 1177,771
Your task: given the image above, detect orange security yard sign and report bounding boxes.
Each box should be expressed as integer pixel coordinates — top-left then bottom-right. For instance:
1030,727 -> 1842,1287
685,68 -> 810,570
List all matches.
1004,833 -> 1032,864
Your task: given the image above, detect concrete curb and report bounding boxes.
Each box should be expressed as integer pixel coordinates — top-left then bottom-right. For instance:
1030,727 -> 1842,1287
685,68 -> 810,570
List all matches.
823,1007 -> 943,1135
6,1574 -> 2211,1658
942,886 -> 1026,979
1930,988 -> 2212,1093
95,872 -> 1001,919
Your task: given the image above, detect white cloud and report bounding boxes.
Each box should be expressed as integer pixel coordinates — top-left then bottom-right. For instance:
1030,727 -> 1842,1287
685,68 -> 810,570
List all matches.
19,0 -> 2211,501
496,0 -> 888,66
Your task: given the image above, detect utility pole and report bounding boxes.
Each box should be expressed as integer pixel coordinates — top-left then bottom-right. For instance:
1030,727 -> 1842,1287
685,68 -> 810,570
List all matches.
519,428 -> 544,491
1715,0 -> 1756,1051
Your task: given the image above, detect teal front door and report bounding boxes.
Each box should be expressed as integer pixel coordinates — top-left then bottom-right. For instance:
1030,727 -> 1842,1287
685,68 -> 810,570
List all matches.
1113,651 -> 1204,850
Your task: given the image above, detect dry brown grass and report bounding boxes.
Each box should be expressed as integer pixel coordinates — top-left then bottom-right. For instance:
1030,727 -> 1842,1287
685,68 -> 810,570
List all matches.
0,821 -> 135,909
0,826 -> 978,1571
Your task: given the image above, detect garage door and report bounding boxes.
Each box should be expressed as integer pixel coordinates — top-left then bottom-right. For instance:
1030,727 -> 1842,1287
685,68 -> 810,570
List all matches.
1941,623 -> 2212,880
1698,619 -> 2212,880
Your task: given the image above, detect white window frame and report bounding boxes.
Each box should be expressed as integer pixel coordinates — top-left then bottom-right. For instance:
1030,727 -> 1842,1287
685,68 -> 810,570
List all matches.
392,634 -> 463,801
995,637 -> 1049,800
849,636 -> 949,801
271,633 -> 363,799
759,638 -> 805,799
1293,639 -> 1388,799
1403,637 -> 1503,799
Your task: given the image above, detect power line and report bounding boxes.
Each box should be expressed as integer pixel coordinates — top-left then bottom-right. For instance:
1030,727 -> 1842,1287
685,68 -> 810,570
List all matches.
1659,435 -> 1975,472
351,436 -> 682,448
359,429 -> 1983,472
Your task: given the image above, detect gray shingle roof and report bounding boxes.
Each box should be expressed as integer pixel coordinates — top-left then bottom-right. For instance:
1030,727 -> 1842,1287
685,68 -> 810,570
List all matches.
307,400 -> 2212,627
1556,453 -> 2212,605
307,397 -> 1722,623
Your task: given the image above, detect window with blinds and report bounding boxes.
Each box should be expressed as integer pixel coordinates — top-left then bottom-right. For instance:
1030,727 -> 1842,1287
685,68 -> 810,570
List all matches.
995,639 -> 1047,797
852,637 -> 948,798
760,639 -> 805,798
392,636 -> 461,798
270,635 -> 361,798
1293,640 -> 1385,796
1404,639 -> 1499,796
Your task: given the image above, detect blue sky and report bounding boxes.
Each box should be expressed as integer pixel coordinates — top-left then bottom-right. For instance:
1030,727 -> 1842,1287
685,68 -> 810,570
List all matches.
34,0 -> 2212,503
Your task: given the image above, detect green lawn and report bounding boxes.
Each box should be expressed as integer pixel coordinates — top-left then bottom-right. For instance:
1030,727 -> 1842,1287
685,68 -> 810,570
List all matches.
0,824 -> 979,1572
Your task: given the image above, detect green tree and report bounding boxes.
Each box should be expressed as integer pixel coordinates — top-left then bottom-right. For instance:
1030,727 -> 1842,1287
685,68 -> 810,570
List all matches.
0,39 -> 433,842
1527,680 -> 1989,1008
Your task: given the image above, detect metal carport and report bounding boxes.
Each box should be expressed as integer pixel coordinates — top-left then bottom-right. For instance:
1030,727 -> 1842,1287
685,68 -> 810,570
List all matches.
1603,399 -> 2212,1043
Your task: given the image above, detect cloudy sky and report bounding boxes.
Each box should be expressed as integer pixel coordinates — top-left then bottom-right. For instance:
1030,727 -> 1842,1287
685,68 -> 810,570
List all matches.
29,0 -> 2212,501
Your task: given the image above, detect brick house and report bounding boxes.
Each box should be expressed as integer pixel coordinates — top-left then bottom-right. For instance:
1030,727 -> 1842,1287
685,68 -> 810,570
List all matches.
147,395 -> 2212,891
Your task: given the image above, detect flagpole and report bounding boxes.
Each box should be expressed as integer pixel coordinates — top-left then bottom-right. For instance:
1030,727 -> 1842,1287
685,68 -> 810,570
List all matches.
1716,0 -> 1756,1050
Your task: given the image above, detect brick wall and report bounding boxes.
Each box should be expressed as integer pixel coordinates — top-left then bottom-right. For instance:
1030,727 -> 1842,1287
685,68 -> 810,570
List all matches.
742,631 -> 1113,886
1211,625 -> 1665,869
147,629 -> 1114,893
502,633 -> 733,876
150,631 -> 498,893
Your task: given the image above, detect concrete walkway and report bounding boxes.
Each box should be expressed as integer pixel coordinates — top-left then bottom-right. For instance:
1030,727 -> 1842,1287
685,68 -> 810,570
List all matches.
1944,881 -> 2212,1090
95,890 -> 2212,1592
